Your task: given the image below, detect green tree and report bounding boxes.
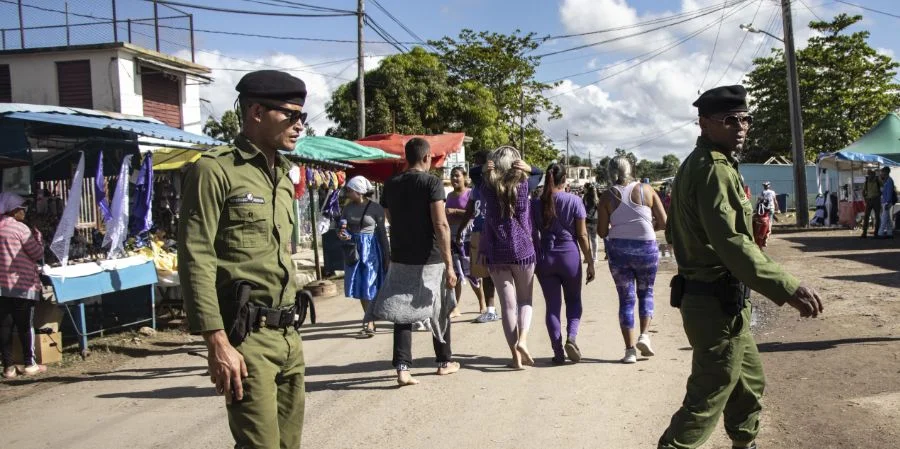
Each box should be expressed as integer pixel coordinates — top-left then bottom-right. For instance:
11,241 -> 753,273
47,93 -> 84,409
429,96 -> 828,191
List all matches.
431,29 -> 562,168
203,109 -> 240,142
567,155 -> 582,167
594,156 -> 611,185
325,47 -> 502,151
745,14 -> 900,162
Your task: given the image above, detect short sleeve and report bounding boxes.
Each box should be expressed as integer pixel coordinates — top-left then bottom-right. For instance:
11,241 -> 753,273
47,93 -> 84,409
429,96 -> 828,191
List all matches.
380,182 -> 391,209
430,176 -> 445,202
573,195 -> 587,220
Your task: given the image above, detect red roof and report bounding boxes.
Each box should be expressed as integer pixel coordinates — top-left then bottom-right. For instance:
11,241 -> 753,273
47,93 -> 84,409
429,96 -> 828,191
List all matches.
350,133 -> 465,182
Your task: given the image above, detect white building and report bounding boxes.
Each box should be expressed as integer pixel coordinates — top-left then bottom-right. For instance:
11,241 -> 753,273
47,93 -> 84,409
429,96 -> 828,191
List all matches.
567,165 -> 595,191
0,42 -> 211,134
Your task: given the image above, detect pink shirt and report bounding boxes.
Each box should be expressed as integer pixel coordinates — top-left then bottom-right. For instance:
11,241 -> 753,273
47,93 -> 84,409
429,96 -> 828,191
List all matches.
0,216 -> 44,300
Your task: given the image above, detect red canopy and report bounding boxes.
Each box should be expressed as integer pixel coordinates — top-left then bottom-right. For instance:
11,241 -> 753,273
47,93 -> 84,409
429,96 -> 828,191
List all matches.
349,133 -> 465,183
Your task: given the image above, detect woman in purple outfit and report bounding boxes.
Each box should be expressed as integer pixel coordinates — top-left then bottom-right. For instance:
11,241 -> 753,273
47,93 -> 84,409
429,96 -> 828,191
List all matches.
531,164 -> 596,364
479,146 -> 536,369
598,156 -> 667,364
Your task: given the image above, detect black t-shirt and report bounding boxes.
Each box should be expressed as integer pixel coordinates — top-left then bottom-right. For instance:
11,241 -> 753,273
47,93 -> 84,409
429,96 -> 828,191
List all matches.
381,170 -> 446,265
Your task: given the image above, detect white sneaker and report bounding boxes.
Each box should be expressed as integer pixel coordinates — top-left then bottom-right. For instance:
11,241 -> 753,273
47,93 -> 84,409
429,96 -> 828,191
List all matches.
636,334 -> 655,357
622,347 -> 637,364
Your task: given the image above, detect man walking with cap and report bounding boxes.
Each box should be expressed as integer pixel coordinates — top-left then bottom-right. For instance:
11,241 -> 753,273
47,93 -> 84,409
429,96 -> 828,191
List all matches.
658,85 -> 824,449
179,70 -> 308,448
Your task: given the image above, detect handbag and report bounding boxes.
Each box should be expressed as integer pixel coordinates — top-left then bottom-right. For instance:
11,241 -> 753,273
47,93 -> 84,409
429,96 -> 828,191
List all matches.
341,201 -> 371,266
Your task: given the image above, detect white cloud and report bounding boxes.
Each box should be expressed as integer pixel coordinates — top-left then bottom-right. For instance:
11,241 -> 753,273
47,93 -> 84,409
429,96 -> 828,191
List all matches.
546,0 -> 838,161
877,47 -> 896,59
175,49 -> 384,133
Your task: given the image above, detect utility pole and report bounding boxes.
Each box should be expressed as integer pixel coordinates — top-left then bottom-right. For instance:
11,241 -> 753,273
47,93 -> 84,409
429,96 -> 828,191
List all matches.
153,0 -> 160,52
781,0 -> 808,226
17,0 -> 24,48
565,129 -> 577,166
356,0 -> 366,139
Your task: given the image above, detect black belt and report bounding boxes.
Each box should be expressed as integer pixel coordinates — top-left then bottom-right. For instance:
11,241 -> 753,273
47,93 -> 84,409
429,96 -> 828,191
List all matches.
251,305 -> 298,329
683,278 -> 721,296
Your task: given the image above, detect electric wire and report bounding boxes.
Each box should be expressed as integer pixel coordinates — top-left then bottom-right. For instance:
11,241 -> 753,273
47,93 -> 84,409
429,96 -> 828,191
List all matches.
369,0 -> 431,49
712,0 -> 766,86
699,1 -> 731,91
832,0 -> 900,20
140,0 -> 357,17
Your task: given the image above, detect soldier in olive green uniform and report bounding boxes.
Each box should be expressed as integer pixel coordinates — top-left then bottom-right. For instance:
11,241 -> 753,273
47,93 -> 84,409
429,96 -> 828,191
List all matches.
657,85 -> 824,449
178,70 -> 309,449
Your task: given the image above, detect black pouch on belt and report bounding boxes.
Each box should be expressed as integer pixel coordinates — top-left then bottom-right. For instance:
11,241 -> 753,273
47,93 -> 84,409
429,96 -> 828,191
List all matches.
294,290 -> 316,330
670,274 -> 685,309
718,274 -> 750,317
226,280 -> 257,346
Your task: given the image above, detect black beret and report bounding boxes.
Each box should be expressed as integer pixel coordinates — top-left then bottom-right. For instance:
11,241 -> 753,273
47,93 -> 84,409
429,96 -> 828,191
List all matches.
236,70 -> 307,106
693,85 -> 748,116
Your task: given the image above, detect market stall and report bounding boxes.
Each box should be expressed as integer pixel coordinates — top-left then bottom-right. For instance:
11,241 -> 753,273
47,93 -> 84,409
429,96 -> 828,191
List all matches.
817,112 -> 900,228
0,104 -> 221,355
349,133 -> 465,183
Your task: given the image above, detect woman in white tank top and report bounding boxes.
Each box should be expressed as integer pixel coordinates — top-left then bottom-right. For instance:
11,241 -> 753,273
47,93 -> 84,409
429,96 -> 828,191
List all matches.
597,156 -> 668,364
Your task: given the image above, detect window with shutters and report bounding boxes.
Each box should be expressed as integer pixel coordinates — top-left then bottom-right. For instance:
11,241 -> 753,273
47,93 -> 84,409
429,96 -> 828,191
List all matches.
56,60 -> 93,108
0,65 -> 11,103
141,69 -> 182,129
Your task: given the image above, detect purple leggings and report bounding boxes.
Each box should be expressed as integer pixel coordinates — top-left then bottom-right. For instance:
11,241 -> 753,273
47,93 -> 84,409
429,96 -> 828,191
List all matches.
606,238 -> 659,328
536,244 -> 583,358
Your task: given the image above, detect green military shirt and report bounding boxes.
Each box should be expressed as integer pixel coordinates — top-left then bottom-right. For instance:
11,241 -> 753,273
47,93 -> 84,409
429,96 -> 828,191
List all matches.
665,136 -> 800,305
178,134 -> 298,333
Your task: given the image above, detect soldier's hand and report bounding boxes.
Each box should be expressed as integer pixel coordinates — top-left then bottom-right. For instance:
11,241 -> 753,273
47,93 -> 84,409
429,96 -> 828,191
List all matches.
203,330 -> 248,404
786,285 -> 824,318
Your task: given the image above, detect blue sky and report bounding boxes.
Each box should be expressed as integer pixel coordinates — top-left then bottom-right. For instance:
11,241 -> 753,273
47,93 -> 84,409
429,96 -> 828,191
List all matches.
5,0 -> 900,160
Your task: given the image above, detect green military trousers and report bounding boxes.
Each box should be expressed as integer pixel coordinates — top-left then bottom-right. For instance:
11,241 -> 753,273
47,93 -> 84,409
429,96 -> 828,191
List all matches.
658,294 -> 765,449
228,326 -> 305,449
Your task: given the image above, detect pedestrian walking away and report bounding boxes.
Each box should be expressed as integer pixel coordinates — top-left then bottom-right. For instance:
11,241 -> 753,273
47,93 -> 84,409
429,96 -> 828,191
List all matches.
446,167 -> 487,318
479,146 -> 537,370
582,183 -> 600,262
531,163 -> 595,365
458,151 -> 501,324
340,175 -> 390,338
861,169 -> 883,238
658,85 -> 824,449
878,167 -> 896,238
365,137 -> 460,386
597,156 -> 667,364
0,192 -> 47,379
178,70 -> 308,449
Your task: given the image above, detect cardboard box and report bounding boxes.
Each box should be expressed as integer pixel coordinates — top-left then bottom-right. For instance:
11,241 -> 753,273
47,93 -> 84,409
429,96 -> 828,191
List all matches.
34,301 -> 63,333
12,331 -> 63,365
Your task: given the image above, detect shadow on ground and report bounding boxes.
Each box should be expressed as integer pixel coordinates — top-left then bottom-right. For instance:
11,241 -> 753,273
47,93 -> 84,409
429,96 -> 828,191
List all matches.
758,336 -> 900,353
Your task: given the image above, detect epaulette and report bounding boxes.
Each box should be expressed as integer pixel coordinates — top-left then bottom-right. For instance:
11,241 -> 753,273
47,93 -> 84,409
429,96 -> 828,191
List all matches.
199,144 -> 237,159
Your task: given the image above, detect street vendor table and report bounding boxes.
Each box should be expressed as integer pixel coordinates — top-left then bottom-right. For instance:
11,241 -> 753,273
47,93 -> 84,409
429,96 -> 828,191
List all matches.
838,200 -> 866,227
43,257 -> 158,357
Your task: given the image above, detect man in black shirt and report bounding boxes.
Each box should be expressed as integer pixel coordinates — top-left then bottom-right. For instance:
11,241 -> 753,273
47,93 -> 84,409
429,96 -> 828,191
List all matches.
372,137 -> 459,386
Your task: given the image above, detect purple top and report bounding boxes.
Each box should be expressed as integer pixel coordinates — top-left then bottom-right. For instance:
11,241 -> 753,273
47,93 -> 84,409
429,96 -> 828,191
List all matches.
446,188 -> 472,230
479,180 -> 535,265
531,192 -> 586,255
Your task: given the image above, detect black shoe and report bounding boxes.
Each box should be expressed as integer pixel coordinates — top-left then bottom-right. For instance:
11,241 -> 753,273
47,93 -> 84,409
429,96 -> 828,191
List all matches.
551,355 -> 566,365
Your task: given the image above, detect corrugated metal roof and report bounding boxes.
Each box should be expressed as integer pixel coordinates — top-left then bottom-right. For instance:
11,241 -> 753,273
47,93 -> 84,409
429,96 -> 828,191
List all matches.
0,103 -> 222,146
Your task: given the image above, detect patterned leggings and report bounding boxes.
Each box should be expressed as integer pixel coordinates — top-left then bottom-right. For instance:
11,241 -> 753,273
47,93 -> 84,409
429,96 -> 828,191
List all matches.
606,239 -> 659,329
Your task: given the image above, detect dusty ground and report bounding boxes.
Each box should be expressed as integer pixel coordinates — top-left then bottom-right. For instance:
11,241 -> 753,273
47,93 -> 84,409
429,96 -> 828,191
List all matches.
0,229 -> 897,449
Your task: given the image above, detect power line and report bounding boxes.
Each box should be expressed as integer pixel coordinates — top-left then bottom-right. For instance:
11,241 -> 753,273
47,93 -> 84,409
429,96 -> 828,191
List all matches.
539,0 -> 746,41
369,0 -> 431,48
535,0 -> 750,58
797,0 -> 825,21
364,15 -> 409,53
146,22 -> 422,44
141,0 -> 356,17
699,1 -> 731,92
832,0 -> 900,20
205,54 -> 387,72
624,120 -> 697,151
233,0 -> 353,14
712,0 -> 766,86
735,6 -> 782,83
547,0 -> 757,98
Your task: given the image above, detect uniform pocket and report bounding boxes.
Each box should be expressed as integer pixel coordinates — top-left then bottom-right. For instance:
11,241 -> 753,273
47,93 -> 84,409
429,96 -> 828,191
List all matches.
227,206 -> 268,248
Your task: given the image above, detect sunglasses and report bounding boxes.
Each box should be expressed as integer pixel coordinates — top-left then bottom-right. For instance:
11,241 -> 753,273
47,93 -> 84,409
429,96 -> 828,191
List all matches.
709,114 -> 753,129
258,101 -> 307,124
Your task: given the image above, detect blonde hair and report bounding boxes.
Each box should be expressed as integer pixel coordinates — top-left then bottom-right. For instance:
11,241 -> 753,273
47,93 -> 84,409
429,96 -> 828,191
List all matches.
608,156 -> 633,185
487,145 -> 527,218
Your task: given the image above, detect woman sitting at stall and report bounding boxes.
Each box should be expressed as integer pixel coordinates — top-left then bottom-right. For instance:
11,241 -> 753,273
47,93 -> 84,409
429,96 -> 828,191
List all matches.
340,176 -> 390,338
0,192 -> 47,378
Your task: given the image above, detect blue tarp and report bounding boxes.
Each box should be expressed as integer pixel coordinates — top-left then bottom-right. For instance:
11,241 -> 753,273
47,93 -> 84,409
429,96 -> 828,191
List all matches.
1,111 -> 221,146
818,150 -> 900,167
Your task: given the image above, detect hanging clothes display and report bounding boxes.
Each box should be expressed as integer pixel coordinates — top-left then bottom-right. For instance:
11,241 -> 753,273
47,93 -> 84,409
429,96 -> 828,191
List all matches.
50,152 -> 86,267
129,153 -> 154,239
95,150 -> 112,223
103,154 -> 133,259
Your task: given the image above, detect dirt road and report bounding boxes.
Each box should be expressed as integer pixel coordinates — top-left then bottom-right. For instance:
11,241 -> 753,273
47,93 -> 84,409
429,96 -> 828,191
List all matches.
1,230 -> 897,449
